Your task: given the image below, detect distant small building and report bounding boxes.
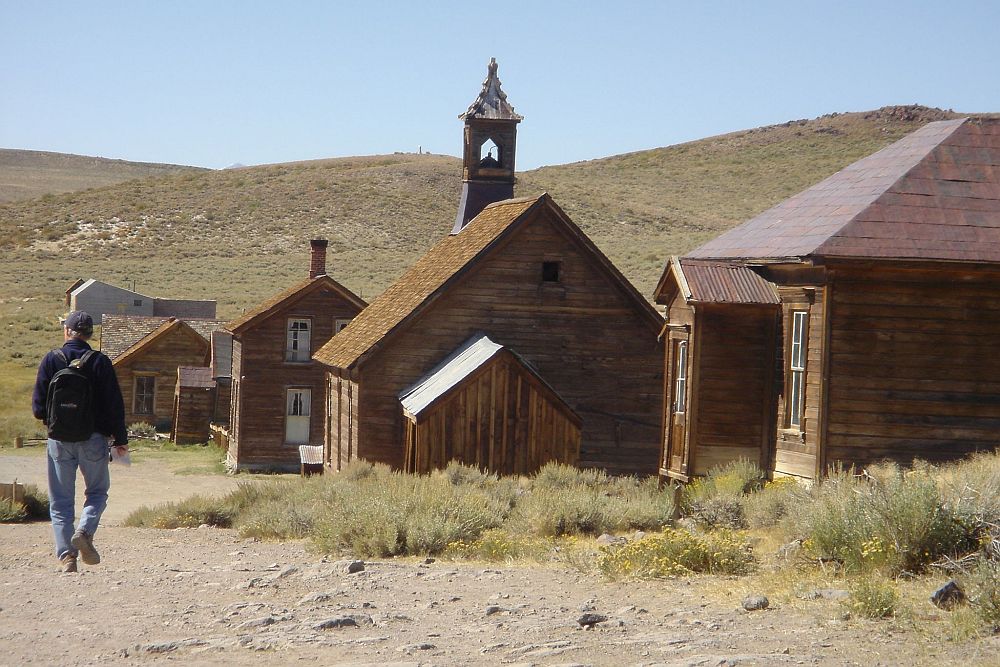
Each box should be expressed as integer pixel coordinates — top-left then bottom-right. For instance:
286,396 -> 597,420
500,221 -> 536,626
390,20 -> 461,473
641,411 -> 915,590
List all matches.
68,279 -> 216,324
102,315 -> 226,429
223,240 -> 367,471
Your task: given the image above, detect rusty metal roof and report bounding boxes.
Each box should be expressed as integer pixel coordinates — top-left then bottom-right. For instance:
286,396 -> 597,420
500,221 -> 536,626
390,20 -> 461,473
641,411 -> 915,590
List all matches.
459,58 -> 523,122
178,366 -> 215,389
688,118 -> 1000,263
676,259 -> 779,304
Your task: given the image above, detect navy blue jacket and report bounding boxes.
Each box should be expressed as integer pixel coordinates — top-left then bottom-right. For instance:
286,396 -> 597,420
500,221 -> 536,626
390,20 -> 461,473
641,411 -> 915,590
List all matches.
32,338 -> 128,445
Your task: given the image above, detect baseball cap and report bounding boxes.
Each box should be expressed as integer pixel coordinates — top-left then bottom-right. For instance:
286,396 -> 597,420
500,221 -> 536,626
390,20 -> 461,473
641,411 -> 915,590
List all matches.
61,310 -> 94,335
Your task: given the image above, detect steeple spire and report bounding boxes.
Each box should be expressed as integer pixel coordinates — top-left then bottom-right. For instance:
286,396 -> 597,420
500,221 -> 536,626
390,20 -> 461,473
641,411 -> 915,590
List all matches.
452,58 -> 523,234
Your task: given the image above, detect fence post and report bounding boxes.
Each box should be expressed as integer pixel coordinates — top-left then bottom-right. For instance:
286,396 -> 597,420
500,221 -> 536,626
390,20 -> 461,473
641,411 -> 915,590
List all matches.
14,435 -> 23,449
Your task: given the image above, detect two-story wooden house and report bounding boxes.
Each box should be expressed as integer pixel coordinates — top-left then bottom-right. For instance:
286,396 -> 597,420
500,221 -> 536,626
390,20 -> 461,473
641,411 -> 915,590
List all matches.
224,240 -> 366,471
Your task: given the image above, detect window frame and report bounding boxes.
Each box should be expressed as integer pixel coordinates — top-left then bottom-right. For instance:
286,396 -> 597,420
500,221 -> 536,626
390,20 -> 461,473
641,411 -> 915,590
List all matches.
334,318 -> 352,334
285,317 -> 312,363
787,310 -> 808,429
673,340 -> 689,413
133,374 -> 155,415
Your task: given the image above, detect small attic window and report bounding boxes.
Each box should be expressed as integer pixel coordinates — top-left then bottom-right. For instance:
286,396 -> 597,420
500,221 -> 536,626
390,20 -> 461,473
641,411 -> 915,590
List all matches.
541,261 -> 561,283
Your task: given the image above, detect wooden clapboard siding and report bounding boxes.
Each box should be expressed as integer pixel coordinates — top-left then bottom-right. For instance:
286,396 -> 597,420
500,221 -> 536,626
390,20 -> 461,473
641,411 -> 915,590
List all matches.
326,373 -> 360,472
341,206 -> 663,475
691,305 -> 775,475
228,284 -> 363,470
825,265 -> 1000,467
114,325 -> 210,427
766,280 -> 828,479
405,350 -> 580,474
172,387 -> 214,444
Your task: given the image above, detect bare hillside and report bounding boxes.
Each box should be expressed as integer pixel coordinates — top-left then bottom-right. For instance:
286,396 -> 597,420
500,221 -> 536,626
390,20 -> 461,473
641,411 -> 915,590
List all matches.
0,148 -> 205,202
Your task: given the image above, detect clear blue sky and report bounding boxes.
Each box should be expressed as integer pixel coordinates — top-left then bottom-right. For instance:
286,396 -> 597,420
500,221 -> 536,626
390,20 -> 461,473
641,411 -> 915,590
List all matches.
3,1 -> 999,170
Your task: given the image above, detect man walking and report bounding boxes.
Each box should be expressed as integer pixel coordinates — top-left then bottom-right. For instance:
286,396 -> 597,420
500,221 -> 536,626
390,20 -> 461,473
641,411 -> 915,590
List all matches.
31,311 -> 129,572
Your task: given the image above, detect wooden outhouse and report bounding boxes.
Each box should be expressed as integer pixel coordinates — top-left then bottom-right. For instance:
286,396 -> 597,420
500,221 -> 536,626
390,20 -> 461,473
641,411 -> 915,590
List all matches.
399,334 -> 581,474
224,240 -> 366,471
104,315 -> 226,429
656,117 -> 1000,481
314,195 -> 664,475
171,367 -> 216,445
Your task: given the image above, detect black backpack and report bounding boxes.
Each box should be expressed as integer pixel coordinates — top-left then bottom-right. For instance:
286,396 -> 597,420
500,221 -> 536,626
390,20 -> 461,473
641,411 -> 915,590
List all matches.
45,349 -> 97,442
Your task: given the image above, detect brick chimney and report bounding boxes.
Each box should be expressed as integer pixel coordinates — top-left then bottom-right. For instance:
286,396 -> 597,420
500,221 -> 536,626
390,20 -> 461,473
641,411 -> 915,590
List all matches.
309,239 -> 328,279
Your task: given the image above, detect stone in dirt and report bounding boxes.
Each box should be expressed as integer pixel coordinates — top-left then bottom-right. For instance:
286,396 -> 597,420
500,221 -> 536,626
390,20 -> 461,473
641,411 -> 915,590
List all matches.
398,642 -> 436,651
930,580 -> 966,610
577,612 -> 608,627
338,559 -> 365,574
742,595 -> 769,611
314,614 -> 373,630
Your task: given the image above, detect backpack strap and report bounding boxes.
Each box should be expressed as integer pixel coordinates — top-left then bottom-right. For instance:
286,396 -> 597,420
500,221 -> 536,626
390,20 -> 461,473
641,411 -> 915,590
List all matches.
70,349 -> 98,371
52,349 -> 68,366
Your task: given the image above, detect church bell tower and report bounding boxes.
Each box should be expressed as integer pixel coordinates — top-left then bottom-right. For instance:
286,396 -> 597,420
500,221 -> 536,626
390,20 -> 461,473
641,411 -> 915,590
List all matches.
452,57 -> 523,234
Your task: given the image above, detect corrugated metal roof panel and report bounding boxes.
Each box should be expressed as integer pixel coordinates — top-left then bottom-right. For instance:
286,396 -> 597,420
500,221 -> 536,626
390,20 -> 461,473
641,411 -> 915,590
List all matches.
678,259 -> 779,305
399,334 -> 503,417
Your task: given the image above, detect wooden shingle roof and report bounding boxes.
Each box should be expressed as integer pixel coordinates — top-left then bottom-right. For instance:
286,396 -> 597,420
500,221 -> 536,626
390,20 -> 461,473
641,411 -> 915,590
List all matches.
101,315 -> 225,360
225,274 -> 366,335
178,366 -> 216,389
688,118 -> 1000,264
112,318 -> 215,367
314,194 -> 662,370
459,58 -> 523,122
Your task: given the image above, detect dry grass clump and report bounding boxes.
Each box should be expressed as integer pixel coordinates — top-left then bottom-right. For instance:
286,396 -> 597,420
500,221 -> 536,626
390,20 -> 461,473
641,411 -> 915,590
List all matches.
790,464 -> 975,575
847,574 -> 899,619
597,528 -> 755,579
681,458 -> 764,529
511,463 -> 675,536
742,477 -> 808,528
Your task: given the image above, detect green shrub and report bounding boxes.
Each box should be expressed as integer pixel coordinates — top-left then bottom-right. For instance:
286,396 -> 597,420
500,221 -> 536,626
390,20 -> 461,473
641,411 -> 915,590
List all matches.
0,497 -> 27,522
743,477 -> 807,528
795,465 -> 974,574
512,469 -> 674,537
129,421 -> 156,438
847,575 -> 898,619
597,527 -> 755,579
21,484 -> 49,520
682,459 -> 765,529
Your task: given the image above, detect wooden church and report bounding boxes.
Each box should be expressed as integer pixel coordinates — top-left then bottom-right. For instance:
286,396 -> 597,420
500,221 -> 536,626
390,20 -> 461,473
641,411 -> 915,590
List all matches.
314,59 -> 664,476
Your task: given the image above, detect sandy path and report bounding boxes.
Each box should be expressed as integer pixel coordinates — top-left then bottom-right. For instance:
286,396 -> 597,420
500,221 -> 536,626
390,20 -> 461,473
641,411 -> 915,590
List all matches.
0,451 -> 243,524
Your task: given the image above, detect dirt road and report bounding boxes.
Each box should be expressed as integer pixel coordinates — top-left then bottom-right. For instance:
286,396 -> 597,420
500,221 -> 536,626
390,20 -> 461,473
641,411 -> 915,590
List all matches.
1,452 -> 997,665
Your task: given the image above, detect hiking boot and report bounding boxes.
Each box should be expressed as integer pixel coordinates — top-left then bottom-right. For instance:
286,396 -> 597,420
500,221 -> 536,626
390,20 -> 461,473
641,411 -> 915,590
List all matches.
71,530 -> 100,565
60,553 -> 78,573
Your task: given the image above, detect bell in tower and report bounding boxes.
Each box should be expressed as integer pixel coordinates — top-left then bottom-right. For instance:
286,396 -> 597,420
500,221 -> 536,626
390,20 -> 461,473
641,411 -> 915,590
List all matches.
452,57 -> 523,234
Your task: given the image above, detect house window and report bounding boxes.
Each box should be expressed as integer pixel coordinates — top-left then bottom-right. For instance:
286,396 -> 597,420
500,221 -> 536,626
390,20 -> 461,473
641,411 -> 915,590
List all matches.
285,388 -> 311,444
133,299 -> 142,307
542,261 -> 561,283
788,311 -> 808,428
673,341 -> 688,413
134,375 -> 155,415
334,318 -> 352,334
286,318 -> 311,362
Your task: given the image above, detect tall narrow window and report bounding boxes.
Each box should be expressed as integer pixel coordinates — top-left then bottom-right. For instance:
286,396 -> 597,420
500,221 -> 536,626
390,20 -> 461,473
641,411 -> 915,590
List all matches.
789,311 -> 808,428
285,388 -> 311,444
134,375 -> 155,415
286,319 -> 311,362
673,341 -> 689,413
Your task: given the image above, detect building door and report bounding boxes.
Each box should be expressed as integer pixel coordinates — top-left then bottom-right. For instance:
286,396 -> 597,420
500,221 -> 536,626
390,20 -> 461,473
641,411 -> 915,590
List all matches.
286,388 -> 311,444
665,338 -> 690,474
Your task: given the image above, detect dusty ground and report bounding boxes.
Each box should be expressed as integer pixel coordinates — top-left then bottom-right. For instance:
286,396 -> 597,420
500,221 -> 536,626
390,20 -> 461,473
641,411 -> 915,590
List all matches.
1,450 -> 998,666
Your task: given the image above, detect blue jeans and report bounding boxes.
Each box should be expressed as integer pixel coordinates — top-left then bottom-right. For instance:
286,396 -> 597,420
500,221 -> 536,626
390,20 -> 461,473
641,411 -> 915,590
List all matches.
47,432 -> 110,559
